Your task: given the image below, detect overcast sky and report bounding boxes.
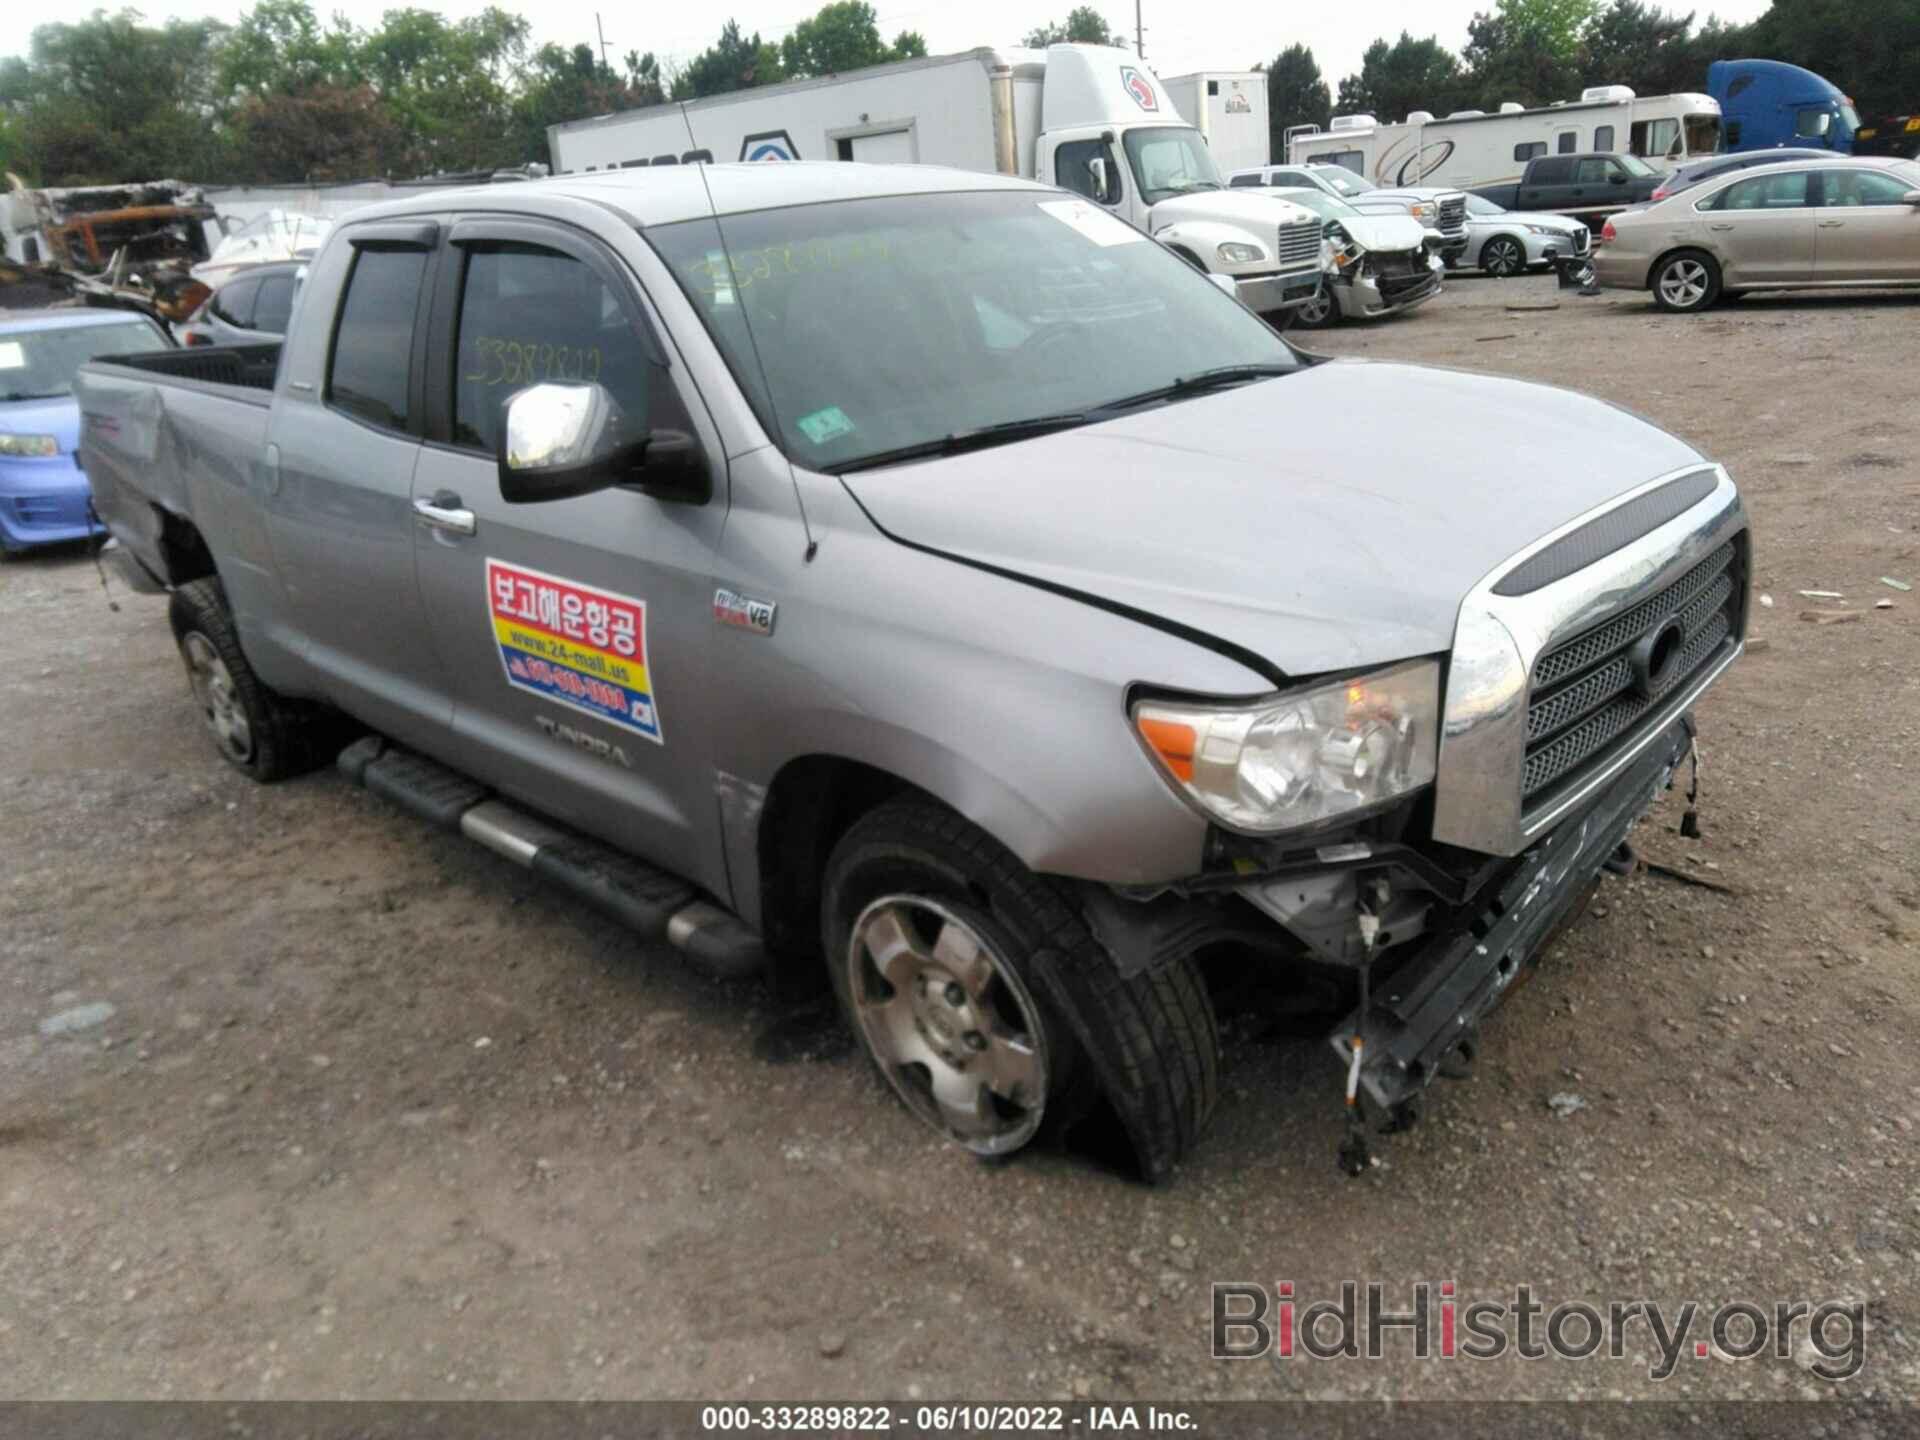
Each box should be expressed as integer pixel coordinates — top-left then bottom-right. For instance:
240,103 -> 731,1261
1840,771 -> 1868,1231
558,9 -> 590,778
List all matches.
1,0 -> 1772,98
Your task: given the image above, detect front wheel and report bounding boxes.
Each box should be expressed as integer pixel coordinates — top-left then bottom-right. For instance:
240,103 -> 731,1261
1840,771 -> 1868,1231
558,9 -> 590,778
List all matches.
1480,235 -> 1527,277
1650,250 -> 1721,313
1291,281 -> 1339,329
823,801 -> 1219,1178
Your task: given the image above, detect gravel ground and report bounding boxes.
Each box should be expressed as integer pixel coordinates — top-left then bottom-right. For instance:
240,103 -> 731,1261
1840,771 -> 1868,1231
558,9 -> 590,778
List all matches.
3,272 -> 1918,1408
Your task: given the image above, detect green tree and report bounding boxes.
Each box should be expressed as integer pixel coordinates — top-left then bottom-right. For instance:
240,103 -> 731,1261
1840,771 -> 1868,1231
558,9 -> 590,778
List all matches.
513,42 -> 663,166
1335,33 -> 1465,120
1462,9 -> 1578,108
1578,0 -> 1697,93
1024,8 -> 1122,46
779,1 -> 921,78
1261,43 -> 1332,159
1747,0 -> 1920,113
215,0 -> 362,98
359,7 -> 530,172
674,19 -> 784,100
1491,0 -> 1604,57
227,85 -> 406,181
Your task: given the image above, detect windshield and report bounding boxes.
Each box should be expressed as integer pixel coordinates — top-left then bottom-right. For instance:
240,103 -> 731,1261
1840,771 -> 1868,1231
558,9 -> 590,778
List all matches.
0,318 -> 168,401
1619,154 -> 1658,178
1839,103 -> 1862,133
1683,114 -> 1720,158
1122,126 -> 1224,203
1272,189 -> 1350,221
1319,168 -> 1375,197
1465,194 -> 1506,216
647,190 -> 1300,473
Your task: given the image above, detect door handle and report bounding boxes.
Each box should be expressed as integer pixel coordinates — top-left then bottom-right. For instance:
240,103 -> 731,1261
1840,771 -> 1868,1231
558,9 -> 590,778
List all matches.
1708,223 -> 1735,231
1817,219 -> 1844,228
413,491 -> 476,536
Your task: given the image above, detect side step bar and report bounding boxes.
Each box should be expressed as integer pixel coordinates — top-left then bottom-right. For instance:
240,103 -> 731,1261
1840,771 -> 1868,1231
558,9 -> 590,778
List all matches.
338,736 -> 765,980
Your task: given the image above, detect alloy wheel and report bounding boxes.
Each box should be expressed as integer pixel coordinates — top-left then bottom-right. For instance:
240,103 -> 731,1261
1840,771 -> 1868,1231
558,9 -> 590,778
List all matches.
1658,258 -> 1710,309
182,631 -> 254,764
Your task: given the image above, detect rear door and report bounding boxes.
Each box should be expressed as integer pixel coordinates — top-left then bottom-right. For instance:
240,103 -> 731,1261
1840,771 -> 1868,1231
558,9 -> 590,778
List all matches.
408,215 -> 732,888
1517,157 -> 1573,211
1813,167 -> 1920,280
1699,170 -> 1817,283
261,221 -> 455,750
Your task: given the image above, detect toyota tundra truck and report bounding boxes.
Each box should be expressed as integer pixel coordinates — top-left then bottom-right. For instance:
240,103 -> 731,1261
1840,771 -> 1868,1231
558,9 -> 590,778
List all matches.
77,162 -> 1748,1180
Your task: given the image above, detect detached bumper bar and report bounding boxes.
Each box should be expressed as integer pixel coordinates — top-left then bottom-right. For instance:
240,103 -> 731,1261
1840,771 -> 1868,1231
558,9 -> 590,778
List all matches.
1331,716 -> 1693,1113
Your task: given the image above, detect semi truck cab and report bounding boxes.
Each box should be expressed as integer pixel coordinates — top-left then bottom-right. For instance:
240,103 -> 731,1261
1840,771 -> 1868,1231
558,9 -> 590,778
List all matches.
1709,58 -> 1859,155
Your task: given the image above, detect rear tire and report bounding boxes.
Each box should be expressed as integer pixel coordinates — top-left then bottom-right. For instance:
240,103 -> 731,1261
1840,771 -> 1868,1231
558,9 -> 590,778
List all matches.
823,800 -> 1219,1180
169,578 -> 334,782
1650,250 -> 1721,313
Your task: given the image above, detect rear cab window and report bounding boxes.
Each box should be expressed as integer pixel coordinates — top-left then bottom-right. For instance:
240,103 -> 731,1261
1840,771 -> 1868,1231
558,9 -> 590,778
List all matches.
252,273 -> 297,334
212,276 -> 261,328
327,247 -> 429,432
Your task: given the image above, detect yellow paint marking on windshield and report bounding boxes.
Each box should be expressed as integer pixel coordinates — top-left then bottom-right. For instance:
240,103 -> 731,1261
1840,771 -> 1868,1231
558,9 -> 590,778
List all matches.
681,234 -> 895,299
463,336 -> 602,387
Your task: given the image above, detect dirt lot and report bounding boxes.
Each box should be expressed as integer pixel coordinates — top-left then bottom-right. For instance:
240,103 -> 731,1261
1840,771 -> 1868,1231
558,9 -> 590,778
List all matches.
4,273 -> 1918,1409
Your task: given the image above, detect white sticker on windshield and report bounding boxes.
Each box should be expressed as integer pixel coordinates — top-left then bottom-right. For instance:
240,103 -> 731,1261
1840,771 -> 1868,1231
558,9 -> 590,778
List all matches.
1036,199 -> 1146,247
0,342 -> 24,370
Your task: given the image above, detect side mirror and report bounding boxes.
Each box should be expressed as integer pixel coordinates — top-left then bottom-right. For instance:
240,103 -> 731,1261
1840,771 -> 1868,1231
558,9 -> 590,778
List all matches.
1087,156 -> 1117,205
1609,171 -> 1628,184
497,381 -> 708,505
1903,190 -> 1920,207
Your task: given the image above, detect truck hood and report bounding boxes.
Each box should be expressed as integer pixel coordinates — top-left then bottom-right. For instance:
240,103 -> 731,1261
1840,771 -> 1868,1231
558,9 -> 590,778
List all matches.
1333,213 -> 1428,253
839,360 -> 1706,679
1368,186 -> 1465,203
1149,188 -> 1316,231
0,395 -> 81,454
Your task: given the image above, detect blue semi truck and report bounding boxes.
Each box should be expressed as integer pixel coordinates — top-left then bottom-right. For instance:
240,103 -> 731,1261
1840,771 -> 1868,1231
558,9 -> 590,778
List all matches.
1708,58 -> 1859,154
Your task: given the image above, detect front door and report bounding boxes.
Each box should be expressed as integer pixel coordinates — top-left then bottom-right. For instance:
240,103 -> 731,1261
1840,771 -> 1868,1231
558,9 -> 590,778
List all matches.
262,223 -> 454,751
408,217 -> 732,893
1813,167 -> 1920,280
1701,169 -> 1817,284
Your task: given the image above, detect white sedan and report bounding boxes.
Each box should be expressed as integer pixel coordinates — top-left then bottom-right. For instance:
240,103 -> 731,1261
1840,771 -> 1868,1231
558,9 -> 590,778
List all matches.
1461,195 -> 1590,277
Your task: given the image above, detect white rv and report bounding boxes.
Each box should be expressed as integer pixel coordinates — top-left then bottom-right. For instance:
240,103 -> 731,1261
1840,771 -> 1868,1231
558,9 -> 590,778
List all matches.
1161,71 -> 1270,174
548,45 -> 1327,315
1286,87 -> 1722,190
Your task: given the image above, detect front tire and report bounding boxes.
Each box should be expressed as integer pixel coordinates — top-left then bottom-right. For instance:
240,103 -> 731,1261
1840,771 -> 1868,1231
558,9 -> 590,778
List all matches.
1650,250 -> 1721,313
823,801 -> 1219,1179
1480,235 -> 1527,277
169,578 -> 333,781
1291,281 -> 1339,329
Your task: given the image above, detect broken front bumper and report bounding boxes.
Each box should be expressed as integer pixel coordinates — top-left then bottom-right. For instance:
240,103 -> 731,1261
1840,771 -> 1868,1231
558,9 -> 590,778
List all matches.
1330,715 -> 1693,1115
1335,259 -> 1443,319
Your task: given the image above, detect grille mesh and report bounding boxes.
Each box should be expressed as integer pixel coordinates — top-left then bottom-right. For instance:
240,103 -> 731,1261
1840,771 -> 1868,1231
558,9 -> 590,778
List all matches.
1277,218 -> 1321,266
1437,196 -> 1466,233
1521,540 -> 1742,803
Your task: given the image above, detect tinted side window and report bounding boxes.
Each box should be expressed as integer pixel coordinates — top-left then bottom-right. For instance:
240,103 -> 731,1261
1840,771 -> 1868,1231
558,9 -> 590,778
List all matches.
1718,172 -> 1811,210
1515,142 -> 1548,162
1574,158 -> 1610,184
1823,168 -> 1910,205
1528,156 -> 1569,182
1054,138 -> 1122,204
328,248 -> 427,431
252,274 -> 296,333
213,276 -> 261,327
1594,125 -> 1615,151
452,243 -> 653,457
1229,173 -> 1262,187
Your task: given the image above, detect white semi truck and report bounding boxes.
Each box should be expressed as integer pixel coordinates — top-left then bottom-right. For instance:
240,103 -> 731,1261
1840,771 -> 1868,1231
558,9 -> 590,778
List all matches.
548,45 -> 1328,316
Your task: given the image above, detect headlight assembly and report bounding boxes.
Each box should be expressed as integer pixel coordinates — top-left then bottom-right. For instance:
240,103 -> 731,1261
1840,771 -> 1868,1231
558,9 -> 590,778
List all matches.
1133,660 -> 1440,835
0,433 -> 59,458
1216,241 -> 1266,265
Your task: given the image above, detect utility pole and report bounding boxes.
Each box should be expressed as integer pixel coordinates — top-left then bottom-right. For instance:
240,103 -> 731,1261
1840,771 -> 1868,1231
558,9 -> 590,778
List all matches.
596,11 -> 611,67
1134,0 -> 1145,58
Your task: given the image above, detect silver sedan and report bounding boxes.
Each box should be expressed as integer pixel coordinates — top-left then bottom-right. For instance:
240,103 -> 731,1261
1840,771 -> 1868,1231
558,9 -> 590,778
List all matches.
1460,195 -> 1590,277
1593,157 -> 1920,312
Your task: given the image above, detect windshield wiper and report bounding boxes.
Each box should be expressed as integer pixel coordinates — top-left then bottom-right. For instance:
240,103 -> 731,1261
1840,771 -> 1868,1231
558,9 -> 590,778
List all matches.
0,390 -> 68,403
1096,362 -> 1297,414
826,411 -> 1093,474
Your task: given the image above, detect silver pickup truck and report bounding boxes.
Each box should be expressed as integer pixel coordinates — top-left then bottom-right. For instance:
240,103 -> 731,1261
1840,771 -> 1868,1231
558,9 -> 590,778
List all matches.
77,162 -> 1749,1179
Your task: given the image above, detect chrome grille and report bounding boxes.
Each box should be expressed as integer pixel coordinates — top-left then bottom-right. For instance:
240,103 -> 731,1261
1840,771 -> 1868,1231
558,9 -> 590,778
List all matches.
1521,540 -> 1742,804
1437,196 -> 1466,234
1277,217 -> 1321,267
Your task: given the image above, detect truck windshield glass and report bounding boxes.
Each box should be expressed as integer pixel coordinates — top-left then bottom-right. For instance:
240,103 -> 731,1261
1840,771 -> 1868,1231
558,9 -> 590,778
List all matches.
1271,190 -> 1350,221
1122,127 -> 1223,202
1465,195 -> 1507,216
1684,115 -> 1721,155
1318,169 -> 1375,197
646,190 -> 1298,473
0,319 -> 167,400
1618,154 -> 1658,178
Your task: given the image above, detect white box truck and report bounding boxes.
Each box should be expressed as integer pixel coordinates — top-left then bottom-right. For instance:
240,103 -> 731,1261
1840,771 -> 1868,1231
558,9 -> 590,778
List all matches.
548,44 -> 1327,316
1162,71 -> 1271,174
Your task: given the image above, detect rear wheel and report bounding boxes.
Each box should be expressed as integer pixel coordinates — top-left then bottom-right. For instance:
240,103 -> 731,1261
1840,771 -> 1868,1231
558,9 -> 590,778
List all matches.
169,578 -> 335,781
823,800 -> 1219,1179
1650,250 -> 1721,313
1480,235 -> 1527,277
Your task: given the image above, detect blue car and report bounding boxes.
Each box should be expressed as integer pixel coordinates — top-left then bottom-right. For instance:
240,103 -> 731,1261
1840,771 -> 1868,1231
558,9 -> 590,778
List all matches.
1,308 -> 173,555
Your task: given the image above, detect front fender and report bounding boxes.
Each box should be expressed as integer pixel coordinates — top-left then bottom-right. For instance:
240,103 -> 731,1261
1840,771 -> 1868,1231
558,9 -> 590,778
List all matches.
1149,218 -> 1273,275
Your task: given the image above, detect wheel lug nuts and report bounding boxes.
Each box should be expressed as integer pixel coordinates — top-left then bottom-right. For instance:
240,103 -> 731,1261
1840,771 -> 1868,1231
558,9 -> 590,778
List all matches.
944,982 -> 966,1006
964,1031 -> 987,1051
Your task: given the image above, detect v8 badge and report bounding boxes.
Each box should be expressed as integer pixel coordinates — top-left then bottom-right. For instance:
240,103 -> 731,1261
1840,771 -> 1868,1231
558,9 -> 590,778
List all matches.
714,587 -> 776,637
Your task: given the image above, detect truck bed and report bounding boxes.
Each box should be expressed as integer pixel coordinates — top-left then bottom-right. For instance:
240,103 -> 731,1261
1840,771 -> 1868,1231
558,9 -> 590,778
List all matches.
76,344 -> 281,591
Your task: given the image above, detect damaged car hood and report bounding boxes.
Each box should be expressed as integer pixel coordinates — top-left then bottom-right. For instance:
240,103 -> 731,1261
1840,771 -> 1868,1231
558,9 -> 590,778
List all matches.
839,359 -> 1706,679
1332,212 -> 1428,252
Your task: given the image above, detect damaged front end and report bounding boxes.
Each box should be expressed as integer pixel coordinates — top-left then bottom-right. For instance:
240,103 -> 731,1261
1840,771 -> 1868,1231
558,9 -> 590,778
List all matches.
1325,223 -> 1445,320
2,177 -> 215,323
